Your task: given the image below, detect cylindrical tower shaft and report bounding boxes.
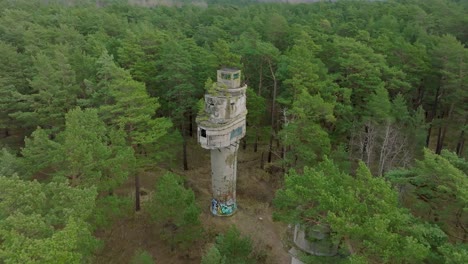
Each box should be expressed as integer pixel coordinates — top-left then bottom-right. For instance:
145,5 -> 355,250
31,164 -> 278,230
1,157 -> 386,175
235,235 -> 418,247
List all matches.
196,68 -> 247,217
210,143 -> 239,216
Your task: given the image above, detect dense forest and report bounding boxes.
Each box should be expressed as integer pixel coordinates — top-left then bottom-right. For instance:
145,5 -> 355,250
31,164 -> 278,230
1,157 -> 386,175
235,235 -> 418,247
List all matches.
0,0 -> 467,263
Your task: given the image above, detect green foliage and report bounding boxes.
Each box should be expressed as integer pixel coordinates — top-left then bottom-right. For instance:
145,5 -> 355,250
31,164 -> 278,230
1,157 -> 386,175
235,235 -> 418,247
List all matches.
202,226 -> 254,264
438,243 -> 468,264
432,34 -> 467,115
274,159 -> 436,263
149,172 -> 202,250
300,253 -> 346,264
0,148 -> 22,176
96,51 -> 172,147
280,31 -> 325,101
246,87 -> 266,123
205,78 -> 217,95
245,87 -> 267,146
0,176 -> 99,263
91,50 -> 173,186
92,195 -> 132,229
0,1 -> 467,262
130,249 -> 155,264
117,25 -> 166,87
234,30 -> 280,97
279,88 -> 334,167
386,149 -> 468,242
20,108 -> 135,229
22,107 -> 135,192
440,149 -> 468,174
277,31 -> 342,168
155,39 -> 198,120
201,245 -> 225,264
9,49 -> 80,133
366,86 -> 392,122
213,39 -> 241,69
0,41 -> 32,132
214,226 -> 254,264
21,127 -> 63,178
264,13 -> 289,50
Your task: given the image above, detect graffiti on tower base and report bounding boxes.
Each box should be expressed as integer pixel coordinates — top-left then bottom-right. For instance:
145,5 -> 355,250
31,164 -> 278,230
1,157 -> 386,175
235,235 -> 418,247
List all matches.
211,198 -> 236,216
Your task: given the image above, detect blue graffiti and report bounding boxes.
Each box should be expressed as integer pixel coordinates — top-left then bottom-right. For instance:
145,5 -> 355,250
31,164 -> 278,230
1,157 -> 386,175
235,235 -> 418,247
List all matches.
230,126 -> 243,140
211,198 -> 237,216
211,199 -> 218,215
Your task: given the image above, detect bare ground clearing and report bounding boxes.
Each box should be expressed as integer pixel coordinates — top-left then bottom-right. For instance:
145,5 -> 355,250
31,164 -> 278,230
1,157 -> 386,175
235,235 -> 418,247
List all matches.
94,138 -> 291,264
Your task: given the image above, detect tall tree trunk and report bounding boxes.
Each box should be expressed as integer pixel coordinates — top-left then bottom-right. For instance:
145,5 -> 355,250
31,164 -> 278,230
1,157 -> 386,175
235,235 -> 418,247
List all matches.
258,64 -> 263,96
188,110 -> 193,138
365,125 -> 374,168
360,126 -> 367,161
413,83 -> 425,110
454,209 -> 467,243
260,151 -> 265,169
254,64 -> 262,154
456,117 -> 466,156
182,122 -> 188,170
426,124 -> 433,148
378,121 -> 391,176
456,132 -> 465,157
135,174 -> 141,211
254,130 -> 258,153
436,125 -> 444,155
426,86 -> 441,147
437,104 -> 454,155
268,61 -> 277,163
129,127 -> 141,212
281,146 -> 286,171
362,122 -> 375,168
183,139 -> 188,170
281,108 -> 288,169
268,133 -> 274,163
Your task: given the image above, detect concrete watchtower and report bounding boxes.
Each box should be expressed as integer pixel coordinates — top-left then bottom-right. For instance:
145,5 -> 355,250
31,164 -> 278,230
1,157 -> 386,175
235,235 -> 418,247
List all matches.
196,68 -> 247,216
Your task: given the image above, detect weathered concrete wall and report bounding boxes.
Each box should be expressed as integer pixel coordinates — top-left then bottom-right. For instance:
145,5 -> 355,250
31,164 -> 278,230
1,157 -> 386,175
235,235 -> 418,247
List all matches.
198,117 -> 246,149
289,248 -> 304,264
217,68 -> 241,89
210,144 -> 239,216
293,224 -> 338,257
197,68 -> 247,217
291,256 -> 304,264
203,90 -> 247,124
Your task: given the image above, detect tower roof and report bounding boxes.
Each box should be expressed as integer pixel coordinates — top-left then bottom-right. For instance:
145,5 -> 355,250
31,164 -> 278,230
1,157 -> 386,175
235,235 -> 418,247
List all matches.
219,67 -> 239,72
217,69 -> 241,89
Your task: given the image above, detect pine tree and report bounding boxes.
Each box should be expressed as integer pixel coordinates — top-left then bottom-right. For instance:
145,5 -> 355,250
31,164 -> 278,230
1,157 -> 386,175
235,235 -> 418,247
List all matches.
155,39 -> 197,170
21,107 -> 135,194
274,159 -> 434,263
0,176 -> 98,263
201,246 -> 225,264
10,49 -> 80,134
387,149 -> 468,243
95,51 -> 171,210
149,173 -> 202,250
214,226 -> 254,264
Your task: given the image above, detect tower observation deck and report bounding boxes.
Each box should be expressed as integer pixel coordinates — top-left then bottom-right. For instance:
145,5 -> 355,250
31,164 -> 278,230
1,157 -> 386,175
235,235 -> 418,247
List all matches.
196,68 -> 247,216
